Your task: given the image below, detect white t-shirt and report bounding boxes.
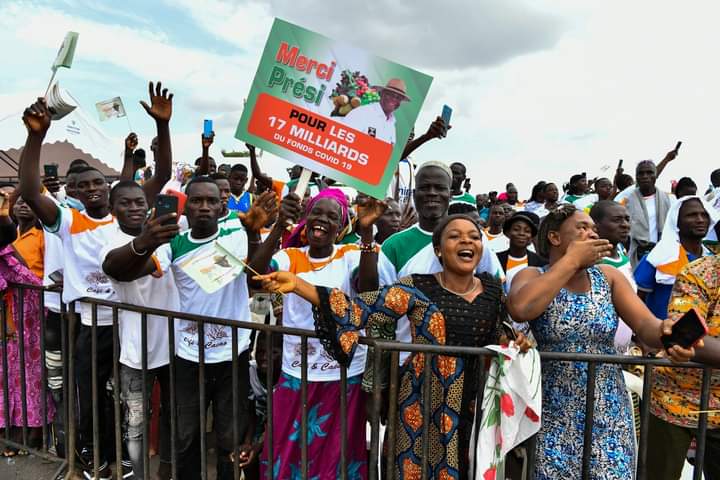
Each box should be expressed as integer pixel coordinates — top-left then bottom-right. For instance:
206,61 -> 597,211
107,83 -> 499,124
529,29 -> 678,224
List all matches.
100,223 -> 180,369
271,244 -> 367,381
42,231 -> 63,313
341,102 -> 396,145
573,193 -> 599,212
155,227 -> 252,363
644,194 -> 658,242
484,229 -> 510,253
44,206 -> 116,326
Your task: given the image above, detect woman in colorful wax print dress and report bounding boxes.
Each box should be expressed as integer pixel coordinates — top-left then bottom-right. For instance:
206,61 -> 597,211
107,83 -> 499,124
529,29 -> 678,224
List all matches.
256,214 -> 532,480
507,204 -> 696,480
247,187 -> 387,480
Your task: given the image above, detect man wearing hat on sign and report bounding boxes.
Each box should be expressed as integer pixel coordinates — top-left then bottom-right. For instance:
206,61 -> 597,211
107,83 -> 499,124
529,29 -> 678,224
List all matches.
342,78 -> 410,144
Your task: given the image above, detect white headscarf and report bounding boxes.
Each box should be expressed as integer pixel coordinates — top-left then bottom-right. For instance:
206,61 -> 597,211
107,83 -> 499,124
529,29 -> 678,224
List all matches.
646,195 -> 719,284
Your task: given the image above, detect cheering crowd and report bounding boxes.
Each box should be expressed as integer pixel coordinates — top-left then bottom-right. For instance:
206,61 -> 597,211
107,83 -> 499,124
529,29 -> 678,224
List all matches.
0,79 -> 718,480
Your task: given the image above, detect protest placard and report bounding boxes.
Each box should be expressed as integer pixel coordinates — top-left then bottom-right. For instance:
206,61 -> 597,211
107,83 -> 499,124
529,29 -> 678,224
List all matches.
235,18 -> 433,199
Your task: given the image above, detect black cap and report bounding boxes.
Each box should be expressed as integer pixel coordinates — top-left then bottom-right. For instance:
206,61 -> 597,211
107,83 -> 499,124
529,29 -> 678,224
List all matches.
503,211 -> 540,236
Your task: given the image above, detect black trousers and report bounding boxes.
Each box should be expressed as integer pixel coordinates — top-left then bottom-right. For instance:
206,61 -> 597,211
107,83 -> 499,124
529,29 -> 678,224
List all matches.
174,352 -> 250,480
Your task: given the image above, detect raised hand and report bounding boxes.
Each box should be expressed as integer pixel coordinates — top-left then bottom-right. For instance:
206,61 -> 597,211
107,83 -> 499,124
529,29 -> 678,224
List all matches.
356,196 -> 388,231
253,271 -> 297,294
565,239 -> 614,270
239,191 -> 278,232
277,193 -> 303,229
202,131 -> 215,150
426,115 -> 450,139
132,209 -> 179,253
23,98 -> 52,136
140,81 -> 173,123
42,176 -> 61,194
125,132 -> 138,152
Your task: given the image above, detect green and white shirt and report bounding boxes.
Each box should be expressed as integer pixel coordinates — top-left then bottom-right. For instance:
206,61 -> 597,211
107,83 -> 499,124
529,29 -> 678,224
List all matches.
378,225 -> 504,363
155,227 -> 252,363
450,192 -> 477,207
600,243 -> 636,291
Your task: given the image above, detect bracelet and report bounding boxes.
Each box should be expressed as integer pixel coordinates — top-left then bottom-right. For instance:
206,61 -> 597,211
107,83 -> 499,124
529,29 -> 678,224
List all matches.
360,241 -> 376,253
129,239 -> 148,256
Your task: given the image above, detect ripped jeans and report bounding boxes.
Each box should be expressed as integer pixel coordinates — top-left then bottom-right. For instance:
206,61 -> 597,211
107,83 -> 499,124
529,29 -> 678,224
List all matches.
120,364 -> 170,480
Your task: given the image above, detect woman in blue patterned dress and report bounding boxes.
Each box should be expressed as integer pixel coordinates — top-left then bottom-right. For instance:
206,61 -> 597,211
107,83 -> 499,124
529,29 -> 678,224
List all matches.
508,205 -> 696,479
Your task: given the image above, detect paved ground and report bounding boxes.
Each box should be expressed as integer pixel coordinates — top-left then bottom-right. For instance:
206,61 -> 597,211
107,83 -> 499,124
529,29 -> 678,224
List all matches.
0,453 -> 65,480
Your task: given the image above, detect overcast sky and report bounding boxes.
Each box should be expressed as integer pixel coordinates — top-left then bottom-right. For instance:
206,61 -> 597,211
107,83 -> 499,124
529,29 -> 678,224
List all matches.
1,0 -> 718,197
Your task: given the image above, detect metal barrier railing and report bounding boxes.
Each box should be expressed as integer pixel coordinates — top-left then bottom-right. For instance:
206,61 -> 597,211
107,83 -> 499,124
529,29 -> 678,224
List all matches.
0,282 -> 715,480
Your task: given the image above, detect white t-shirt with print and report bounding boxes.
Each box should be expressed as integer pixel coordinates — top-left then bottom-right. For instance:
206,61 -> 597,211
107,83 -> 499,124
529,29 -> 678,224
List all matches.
155,227 -> 252,363
271,244 -> 367,381
44,206 -> 116,326
100,223 -> 180,369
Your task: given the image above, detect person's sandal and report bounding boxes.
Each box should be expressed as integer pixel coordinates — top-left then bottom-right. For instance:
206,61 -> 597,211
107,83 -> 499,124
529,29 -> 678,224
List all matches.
2,446 -> 18,457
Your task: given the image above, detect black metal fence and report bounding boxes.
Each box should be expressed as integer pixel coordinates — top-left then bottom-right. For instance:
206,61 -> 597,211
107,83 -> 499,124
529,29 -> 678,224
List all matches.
0,282 -> 715,480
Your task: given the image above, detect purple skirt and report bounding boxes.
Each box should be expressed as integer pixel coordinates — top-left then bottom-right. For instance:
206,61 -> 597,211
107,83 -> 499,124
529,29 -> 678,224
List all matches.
261,372 -> 368,479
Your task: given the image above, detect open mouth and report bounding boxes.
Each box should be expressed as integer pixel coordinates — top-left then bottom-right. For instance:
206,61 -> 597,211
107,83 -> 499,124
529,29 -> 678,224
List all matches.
457,249 -> 475,261
310,224 -> 329,239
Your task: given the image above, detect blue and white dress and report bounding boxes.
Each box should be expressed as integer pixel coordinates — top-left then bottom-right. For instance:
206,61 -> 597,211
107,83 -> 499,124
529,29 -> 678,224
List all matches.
530,266 -> 635,479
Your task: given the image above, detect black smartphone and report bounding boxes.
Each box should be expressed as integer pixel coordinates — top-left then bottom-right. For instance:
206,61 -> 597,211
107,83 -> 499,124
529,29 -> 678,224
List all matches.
675,141 -> 682,152
661,308 -> 707,350
155,194 -> 178,225
617,159 -> 623,169
43,164 -> 58,178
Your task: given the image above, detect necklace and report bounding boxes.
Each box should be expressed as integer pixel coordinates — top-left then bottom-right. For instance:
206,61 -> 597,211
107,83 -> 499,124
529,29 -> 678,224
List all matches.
436,272 -> 478,296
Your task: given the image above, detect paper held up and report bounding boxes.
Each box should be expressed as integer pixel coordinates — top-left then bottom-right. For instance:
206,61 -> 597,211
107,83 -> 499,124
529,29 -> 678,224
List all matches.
96,97 -> 127,122
46,83 -> 77,121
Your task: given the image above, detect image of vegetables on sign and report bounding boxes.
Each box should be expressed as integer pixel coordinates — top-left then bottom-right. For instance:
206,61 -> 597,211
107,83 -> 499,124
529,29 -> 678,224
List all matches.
235,18 -> 433,199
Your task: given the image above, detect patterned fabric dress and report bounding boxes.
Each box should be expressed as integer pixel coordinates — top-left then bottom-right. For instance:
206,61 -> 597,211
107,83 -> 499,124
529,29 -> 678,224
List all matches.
0,245 -> 55,428
314,273 -> 505,480
529,266 -> 634,479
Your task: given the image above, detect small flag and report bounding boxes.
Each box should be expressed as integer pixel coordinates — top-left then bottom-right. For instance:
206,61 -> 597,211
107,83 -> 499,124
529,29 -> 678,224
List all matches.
95,97 -> 127,122
52,32 -> 79,71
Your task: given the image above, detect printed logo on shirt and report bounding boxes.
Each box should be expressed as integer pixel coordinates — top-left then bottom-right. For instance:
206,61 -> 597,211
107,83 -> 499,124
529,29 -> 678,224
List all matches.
291,342 -> 339,372
180,323 -> 229,350
368,127 -> 376,137
85,271 -> 113,294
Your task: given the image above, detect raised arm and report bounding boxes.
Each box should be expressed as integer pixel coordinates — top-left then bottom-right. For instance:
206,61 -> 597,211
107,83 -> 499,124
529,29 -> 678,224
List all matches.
120,132 -> 138,181
655,146 -> 679,179
247,144 -> 273,192
354,197 -> 387,292
237,191 -> 278,282
139,82 -> 173,206
18,98 -> 60,226
508,239 -> 614,321
103,211 -> 179,281
196,132 -> 214,176
245,193 -> 302,288
400,116 -> 449,160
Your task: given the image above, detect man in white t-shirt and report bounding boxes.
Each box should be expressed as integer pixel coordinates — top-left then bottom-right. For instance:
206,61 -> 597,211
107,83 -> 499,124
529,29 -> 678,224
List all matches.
19,85 -> 175,478
106,177 -> 274,480
100,181 -> 181,480
341,78 -> 410,144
